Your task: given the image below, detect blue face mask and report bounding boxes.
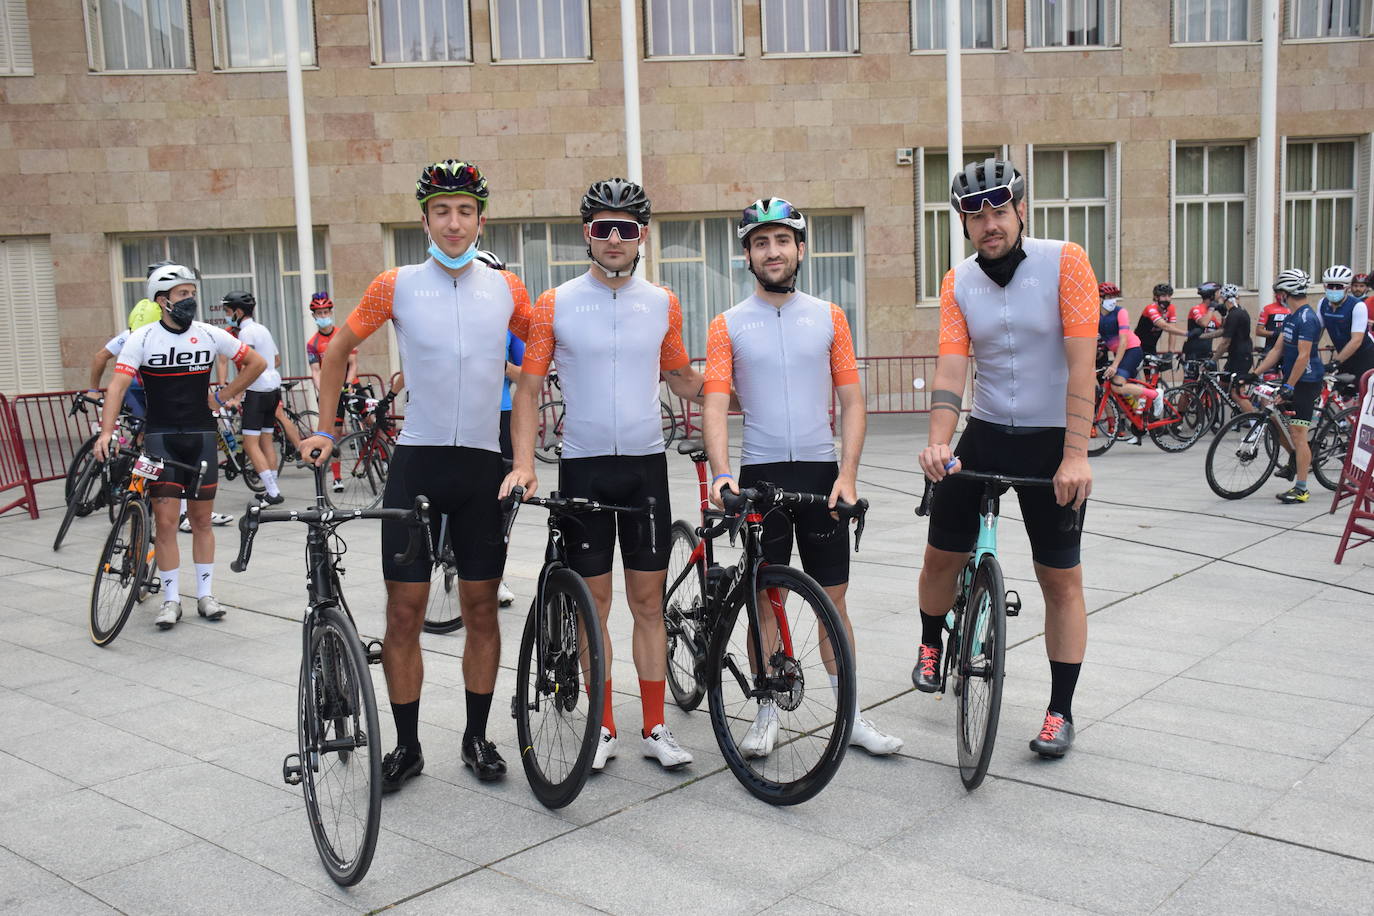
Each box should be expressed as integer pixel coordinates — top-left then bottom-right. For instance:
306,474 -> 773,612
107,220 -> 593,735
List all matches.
429,239 -> 478,270
225,313 -> 241,329
314,316 -> 334,330
1325,289 -> 1346,304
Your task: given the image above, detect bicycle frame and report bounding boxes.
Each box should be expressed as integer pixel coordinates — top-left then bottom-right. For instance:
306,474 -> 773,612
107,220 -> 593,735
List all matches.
1096,377 -> 1176,433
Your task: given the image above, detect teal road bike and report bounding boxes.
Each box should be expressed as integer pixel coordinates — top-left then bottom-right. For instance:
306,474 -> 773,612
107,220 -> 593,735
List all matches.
915,470 -> 1083,790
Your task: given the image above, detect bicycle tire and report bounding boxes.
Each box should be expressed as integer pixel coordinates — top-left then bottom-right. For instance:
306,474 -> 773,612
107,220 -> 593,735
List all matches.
89,499 -> 148,647
514,567 -> 604,809
65,436 -> 96,503
1312,405 -> 1358,492
663,520 -> 706,712
660,399 -> 680,449
327,430 -> 391,511
706,564 -> 854,806
423,519 -> 464,634
104,454 -> 133,523
298,604 -> 382,886
54,458 -> 102,551
1167,382 -> 1210,445
1148,386 -> 1206,453
534,400 -> 565,464
954,556 -> 1006,791
1088,394 -> 1123,457
1205,412 -> 1279,500
240,458 -> 265,494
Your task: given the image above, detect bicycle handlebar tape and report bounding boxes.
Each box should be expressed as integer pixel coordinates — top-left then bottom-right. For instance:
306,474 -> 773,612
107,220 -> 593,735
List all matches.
392,497 -> 431,567
231,509 -> 260,573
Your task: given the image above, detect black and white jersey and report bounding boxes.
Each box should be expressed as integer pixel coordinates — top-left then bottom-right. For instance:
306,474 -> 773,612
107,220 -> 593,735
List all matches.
115,320 -> 247,431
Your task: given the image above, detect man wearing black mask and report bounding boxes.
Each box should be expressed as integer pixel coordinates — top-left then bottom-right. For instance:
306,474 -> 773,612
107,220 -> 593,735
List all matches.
95,264 -> 266,630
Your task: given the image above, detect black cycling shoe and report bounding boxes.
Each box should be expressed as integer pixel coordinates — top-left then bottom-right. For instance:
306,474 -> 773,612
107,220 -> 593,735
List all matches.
911,643 -> 942,693
1028,712 -> 1074,758
462,735 -> 507,782
381,745 -> 424,793
1275,459 -> 1296,481
259,492 -> 286,506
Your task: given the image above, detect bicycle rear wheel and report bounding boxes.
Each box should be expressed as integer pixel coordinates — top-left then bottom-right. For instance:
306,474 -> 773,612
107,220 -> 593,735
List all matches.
1205,412 -> 1279,499
706,565 -> 854,806
514,567 -> 604,809
663,520 -> 706,712
423,519 -> 464,634
954,557 -> 1006,791
660,400 -> 680,449
328,430 -> 391,511
278,410 -> 317,473
1312,405 -> 1357,492
535,400 -> 565,464
1148,386 -> 1206,453
299,605 -> 381,886
89,499 -> 148,646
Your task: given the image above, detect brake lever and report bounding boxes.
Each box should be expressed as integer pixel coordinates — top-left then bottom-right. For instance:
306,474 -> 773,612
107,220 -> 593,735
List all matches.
644,497 -> 657,558
230,508 -> 260,573
850,498 -> 868,552
502,486 -> 526,544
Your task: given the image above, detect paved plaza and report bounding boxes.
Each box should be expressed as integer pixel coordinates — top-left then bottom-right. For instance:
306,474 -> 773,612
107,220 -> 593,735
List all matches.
1,415 -> 1372,914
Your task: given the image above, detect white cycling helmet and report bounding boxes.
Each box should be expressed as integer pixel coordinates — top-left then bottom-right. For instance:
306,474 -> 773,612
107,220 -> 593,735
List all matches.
1219,283 -> 1239,301
1322,264 -> 1354,287
146,263 -> 198,301
1274,268 -> 1311,296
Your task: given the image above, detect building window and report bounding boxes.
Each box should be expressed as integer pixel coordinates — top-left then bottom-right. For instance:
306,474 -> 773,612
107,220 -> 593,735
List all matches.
1282,139 -> 1360,282
212,0 -> 315,70
1288,0 -> 1371,38
372,0 -> 471,64
646,0 -> 741,57
1173,143 -> 1249,290
1026,0 -> 1116,47
652,214 -> 860,357
761,0 -> 857,55
0,237 -> 61,393
911,0 -> 1003,51
1,0 -> 33,75
1030,146 -> 1114,282
1174,0 -> 1250,42
84,0 -> 193,71
917,148 -> 998,301
490,0 -> 590,61
115,232 -> 330,377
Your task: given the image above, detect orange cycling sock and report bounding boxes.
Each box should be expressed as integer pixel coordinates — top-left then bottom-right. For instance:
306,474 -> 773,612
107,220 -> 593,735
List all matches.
602,679 -> 616,737
330,460 -> 341,480
640,678 -> 666,736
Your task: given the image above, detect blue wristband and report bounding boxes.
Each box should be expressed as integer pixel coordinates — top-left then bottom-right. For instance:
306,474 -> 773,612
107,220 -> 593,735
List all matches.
314,430 -> 336,442
712,473 -> 734,483
214,391 -> 225,406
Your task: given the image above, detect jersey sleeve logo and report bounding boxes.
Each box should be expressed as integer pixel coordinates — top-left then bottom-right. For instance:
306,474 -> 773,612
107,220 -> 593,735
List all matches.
189,337 -> 198,344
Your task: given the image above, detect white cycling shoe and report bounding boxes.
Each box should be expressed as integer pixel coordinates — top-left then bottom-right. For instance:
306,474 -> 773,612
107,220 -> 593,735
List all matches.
740,701 -> 779,759
331,479 -> 345,493
1151,392 -> 1166,419
497,581 -> 515,607
155,600 -> 182,630
641,725 -> 692,769
179,513 -> 233,532
592,727 -> 618,771
849,715 -> 903,755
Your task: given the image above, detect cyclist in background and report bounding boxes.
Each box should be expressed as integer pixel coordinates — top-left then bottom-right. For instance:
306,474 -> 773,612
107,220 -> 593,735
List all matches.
1351,272 -> 1371,308
1135,283 -> 1189,357
307,291 -> 358,494
1198,284 -> 1256,413
1182,282 -> 1222,368
1251,269 -> 1324,504
87,299 -> 161,420
221,290 -> 287,506
1318,265 -> 1374,383
915,159 -> 1096,759
1256,281 -> 1291,359
477,248 -> 521,609
1098,282 -> 1163,418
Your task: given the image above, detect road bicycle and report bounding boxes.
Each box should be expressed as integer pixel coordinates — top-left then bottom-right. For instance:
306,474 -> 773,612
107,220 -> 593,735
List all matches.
61,393 -> 143,526
231,457 -> 430,886
500,485 -> 645,809
1204,373 -> 1359,499
1089,368 -> 1202,455
422,513 -> 463,634
915,470 -> 1083,790
534,370 -> 682,463
214,405 -> 265,495
660,438 -> 863,806
327,388 -> 398,511
88,449 -> 207,646
1171,359 -> 1257,437
272,380 -> 317,474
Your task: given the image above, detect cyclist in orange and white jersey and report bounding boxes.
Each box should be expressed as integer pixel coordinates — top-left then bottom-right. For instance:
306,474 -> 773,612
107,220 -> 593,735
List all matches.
914,159 -> 1096,759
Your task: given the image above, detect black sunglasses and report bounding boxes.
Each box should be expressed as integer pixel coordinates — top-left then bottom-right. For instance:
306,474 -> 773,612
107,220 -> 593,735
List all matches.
588,219 -> 642,241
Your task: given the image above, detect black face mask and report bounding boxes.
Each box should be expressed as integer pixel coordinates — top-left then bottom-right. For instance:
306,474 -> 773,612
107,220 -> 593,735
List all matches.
975,243 -> 1027,289
166,296 -> 198,330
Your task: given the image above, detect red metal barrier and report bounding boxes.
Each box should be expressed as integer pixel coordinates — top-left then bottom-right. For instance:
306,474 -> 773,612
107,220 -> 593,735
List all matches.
1331,369 -> 1374,564
8,389 -> 93,485
0,393 -> 39,518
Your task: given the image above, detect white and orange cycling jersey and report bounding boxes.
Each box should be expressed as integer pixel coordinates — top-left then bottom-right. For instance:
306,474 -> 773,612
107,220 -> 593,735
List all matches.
938,237 -> 1098,428
521,272 -> 690,459
347,258 -> 532,451
704,292 -> 859,465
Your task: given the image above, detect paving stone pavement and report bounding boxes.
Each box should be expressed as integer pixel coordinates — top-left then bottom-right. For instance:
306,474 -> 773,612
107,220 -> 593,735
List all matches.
1,415 -> 1372,914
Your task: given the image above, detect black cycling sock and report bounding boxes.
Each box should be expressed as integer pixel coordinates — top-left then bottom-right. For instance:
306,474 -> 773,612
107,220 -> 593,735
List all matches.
391,700 -> 420,753
1048,661 -> 1082,723
464,690 -> 494,744
919,609 -> 945,647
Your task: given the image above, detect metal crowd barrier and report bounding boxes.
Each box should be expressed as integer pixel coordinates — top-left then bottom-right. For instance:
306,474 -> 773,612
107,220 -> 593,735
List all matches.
0,393 -> 39,518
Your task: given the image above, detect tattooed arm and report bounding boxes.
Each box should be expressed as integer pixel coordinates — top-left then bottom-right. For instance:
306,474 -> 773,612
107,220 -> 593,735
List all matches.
1057,336 -> 1096,508
918,353 -> 970,481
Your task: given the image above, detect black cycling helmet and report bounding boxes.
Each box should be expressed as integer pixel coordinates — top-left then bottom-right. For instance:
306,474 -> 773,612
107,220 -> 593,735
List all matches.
1153,283 -> 1174,297
474,249 -> 505,271
415,160 -> 488,211
949,158 -> 1026,212
221,290 -> 256,314
580,179 -> 651,224
1197,281 -> 1221,300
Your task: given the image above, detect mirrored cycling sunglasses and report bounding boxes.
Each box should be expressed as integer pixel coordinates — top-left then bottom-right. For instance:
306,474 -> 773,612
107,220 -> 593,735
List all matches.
956,184 -> 1015,214
588,218 -> 643,241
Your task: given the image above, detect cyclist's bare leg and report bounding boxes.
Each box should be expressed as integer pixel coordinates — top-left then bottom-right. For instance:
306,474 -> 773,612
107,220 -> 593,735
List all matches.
151,496 -> 182,572
585,572 -> 616,672
458,578 -> 501,692
381,580 -> 428,703
1110,375 -> 1150,401
1033,562 -> 1086,664
820,582 -> 855,675
624,568 -> 669,680
184,498 -> 215,564
918,544 -> 968,618
1293,424 -> 1312,481
241,431 -> 273,474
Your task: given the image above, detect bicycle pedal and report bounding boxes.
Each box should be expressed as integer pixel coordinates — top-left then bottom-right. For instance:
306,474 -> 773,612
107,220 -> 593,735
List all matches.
364,639 -> 383,665
282,753 -> 303,786
1004,589 -> 1021,617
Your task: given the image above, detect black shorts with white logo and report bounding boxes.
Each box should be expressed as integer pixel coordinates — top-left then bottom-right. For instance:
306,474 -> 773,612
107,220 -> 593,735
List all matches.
240,388 -> 281,434
557,453 -> 672,577
381,445 -> 507,582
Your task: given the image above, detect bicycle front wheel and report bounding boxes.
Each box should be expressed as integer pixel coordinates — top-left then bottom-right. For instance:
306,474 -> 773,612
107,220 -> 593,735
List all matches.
707,564 -> 854,806
54,458 -> 103,552
514,567 -> 604,809
663,520 -> 706,712
1205,412 -> 1279,500
89,499 -> 148,646
1312,405 -> 1358,492
954,557 -> 1006,791
65,437 -> 96,504
328,430 -> 391,511
298,605 -> 381,886
1088,394 -> 1122,457
423,521 -> 463,634
1148,386 -> 1207,453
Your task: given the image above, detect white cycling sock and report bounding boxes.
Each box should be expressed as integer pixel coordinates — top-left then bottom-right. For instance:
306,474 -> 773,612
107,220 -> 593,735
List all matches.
179,499 -> 187,516
195,563 -> 213,598
829,673 -> 858,717
260,469 -> 279,497
161,567 -> 179,604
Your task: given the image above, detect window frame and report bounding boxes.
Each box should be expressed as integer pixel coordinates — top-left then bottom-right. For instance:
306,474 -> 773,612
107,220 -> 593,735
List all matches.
909,0 -> 1008,54
644,0 -> 744,60
1169,140 -> 1255,293
1024,0 -> 1120,50
82,0 -> 195,74
1278,136 -> 1367,285
488,0 -> 594,64
1025,143 -> 1119,284
368,0 -> 474,68
0,0 -> 34,76
759,0 -> 860,58
209,0 -> 318,73
1171,0 -> 1256,44
1285,0 -> 1374,41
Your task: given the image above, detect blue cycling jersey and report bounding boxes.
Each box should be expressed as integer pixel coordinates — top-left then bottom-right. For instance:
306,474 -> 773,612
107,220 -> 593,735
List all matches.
1319,293 -> 1373,358
501,331 -> 525,412
1280,304 -> 1325,383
